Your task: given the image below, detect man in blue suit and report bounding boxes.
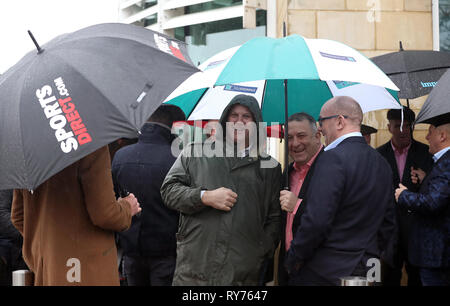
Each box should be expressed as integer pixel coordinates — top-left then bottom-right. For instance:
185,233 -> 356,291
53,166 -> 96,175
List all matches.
285,96 -> 396,285
395,114 -> 450,286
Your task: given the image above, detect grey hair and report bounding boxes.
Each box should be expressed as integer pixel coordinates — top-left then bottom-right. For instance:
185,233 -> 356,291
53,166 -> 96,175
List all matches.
288,112 -> 318,133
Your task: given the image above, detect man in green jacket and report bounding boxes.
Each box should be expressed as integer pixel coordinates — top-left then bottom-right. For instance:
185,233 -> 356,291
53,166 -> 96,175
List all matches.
161,94 -> 282,285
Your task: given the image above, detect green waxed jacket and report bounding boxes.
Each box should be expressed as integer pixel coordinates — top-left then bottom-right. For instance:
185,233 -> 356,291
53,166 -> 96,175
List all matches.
161,95 -> 282,285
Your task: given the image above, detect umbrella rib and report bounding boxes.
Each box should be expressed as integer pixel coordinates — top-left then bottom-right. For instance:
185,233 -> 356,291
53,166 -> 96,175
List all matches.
17,55 -> 44,189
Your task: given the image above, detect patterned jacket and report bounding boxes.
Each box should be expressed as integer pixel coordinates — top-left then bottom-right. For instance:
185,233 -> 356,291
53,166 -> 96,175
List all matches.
398,150 -> 450,268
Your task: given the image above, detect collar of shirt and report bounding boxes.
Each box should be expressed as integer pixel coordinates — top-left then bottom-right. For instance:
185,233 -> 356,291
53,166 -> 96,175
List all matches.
293,144 -> 323,173
433,146 -> 450,163
324,132 -> 362,151
390,141 -> 411,155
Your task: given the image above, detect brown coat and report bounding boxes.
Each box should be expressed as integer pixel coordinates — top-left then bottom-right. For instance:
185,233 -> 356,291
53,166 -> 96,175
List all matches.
11,146 -> 131,286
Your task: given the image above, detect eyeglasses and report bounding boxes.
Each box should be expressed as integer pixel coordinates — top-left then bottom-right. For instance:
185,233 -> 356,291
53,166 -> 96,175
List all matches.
317,114 -> 348,127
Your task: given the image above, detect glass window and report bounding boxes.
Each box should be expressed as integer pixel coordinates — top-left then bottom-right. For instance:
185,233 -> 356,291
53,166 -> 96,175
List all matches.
439,0 -> 450,51
174,9 -> 267,66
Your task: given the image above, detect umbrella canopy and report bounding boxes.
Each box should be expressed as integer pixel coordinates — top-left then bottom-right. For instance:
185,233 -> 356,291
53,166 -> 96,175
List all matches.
0,23 -> 199,190
165,34 -> 400,124
415,68 -> 450,125
371,47 -> 450,99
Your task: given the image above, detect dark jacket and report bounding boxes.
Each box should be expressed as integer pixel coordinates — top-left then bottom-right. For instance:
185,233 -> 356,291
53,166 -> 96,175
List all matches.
0,190 -> 21,242
0,189 -> 27,285
277,149 -> 323,286
377,139 -> 434,192
377,139 -> 434,264
398,150 -> 450,268
286,137 -> 397,285
0,189 -> 23,262
112,123 -> 180,257
161,95 -> 282,285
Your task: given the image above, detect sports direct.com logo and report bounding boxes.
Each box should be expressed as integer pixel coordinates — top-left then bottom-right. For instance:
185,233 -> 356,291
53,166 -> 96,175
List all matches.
35,77 -> 92,153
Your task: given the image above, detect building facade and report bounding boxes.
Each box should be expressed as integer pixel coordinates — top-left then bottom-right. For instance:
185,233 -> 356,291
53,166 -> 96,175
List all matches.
119,0 -> 447,157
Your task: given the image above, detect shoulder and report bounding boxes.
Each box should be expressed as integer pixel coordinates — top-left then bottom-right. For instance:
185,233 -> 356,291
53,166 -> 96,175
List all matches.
376,141 -> 390,153
411,140 -> 430,153
315,148 -> 344,168
436,151 -> 450,170
113,143 -> 138,160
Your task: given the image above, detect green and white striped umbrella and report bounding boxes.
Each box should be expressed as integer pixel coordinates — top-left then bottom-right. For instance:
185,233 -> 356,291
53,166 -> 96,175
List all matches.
165,34 -> 401,124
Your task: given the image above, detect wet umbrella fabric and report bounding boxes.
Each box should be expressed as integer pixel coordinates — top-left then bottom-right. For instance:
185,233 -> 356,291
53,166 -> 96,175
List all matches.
415,69 -> 450,125
0,23 -> 199,190
164,35 -> 400,124
371,49 -> 450,99
163,35 -> 400,187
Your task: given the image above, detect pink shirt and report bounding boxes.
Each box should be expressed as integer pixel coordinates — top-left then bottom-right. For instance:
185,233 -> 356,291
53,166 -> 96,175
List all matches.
391,141 -> 411,180
285,145 -> 323,251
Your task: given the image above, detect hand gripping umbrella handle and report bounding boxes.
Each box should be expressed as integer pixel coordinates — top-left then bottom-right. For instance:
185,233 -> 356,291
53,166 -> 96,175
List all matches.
118,186 -> 141,217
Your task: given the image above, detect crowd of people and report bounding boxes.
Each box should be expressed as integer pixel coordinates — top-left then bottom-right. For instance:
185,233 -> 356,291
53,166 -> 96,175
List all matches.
0,94 -> 449,286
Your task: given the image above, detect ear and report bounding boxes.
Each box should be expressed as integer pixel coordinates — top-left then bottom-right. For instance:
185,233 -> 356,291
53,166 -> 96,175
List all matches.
314,130 -> 321,139
337,115 -> 345,130
439,128 -> 447,142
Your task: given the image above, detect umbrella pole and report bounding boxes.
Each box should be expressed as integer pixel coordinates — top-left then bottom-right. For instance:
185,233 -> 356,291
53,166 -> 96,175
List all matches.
406,98 -> 410,108
284,79 -> 289,190
282,23 -> 289,190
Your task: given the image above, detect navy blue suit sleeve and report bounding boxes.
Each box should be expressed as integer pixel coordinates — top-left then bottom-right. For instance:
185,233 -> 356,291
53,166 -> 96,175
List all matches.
398,159 -> 450,215
285,151 -> 344,271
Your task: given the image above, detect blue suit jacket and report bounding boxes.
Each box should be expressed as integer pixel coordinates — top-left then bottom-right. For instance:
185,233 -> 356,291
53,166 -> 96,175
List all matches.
285,136 -> 397,285
112,123 -> 179,257
398,150 -> 450,268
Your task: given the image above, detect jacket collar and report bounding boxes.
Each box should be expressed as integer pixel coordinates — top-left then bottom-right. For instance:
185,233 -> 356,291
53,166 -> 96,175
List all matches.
434,146 -> 450,163
325,132 -> 364,151
139,122 -> 174,144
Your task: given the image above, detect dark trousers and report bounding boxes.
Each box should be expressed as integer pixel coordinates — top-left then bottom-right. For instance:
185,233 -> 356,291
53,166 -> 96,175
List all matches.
287,265 -> 336,286
420,268 -> 450,286
123,254 -> 176,286
0,241 -> 28,286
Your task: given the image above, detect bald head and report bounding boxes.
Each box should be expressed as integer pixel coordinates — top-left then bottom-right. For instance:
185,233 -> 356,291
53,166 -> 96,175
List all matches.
323,96 -> 363,126
319,96 -> 363,146
438,123 -> 450,135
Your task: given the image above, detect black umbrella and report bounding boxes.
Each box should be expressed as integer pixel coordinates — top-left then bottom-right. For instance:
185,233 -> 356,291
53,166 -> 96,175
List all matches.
0,23 -> 199,190
371,42 -> 450,105
415,68 -> 450,125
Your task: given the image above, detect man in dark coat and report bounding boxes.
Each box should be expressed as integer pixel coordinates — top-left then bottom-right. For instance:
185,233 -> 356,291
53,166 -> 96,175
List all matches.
285,96 -> 396,286
277,112 -> 323,285
161,94 -> 281,286
395,115 -> 450,286
111,104 -> 185,286
377,107 -> 434,286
